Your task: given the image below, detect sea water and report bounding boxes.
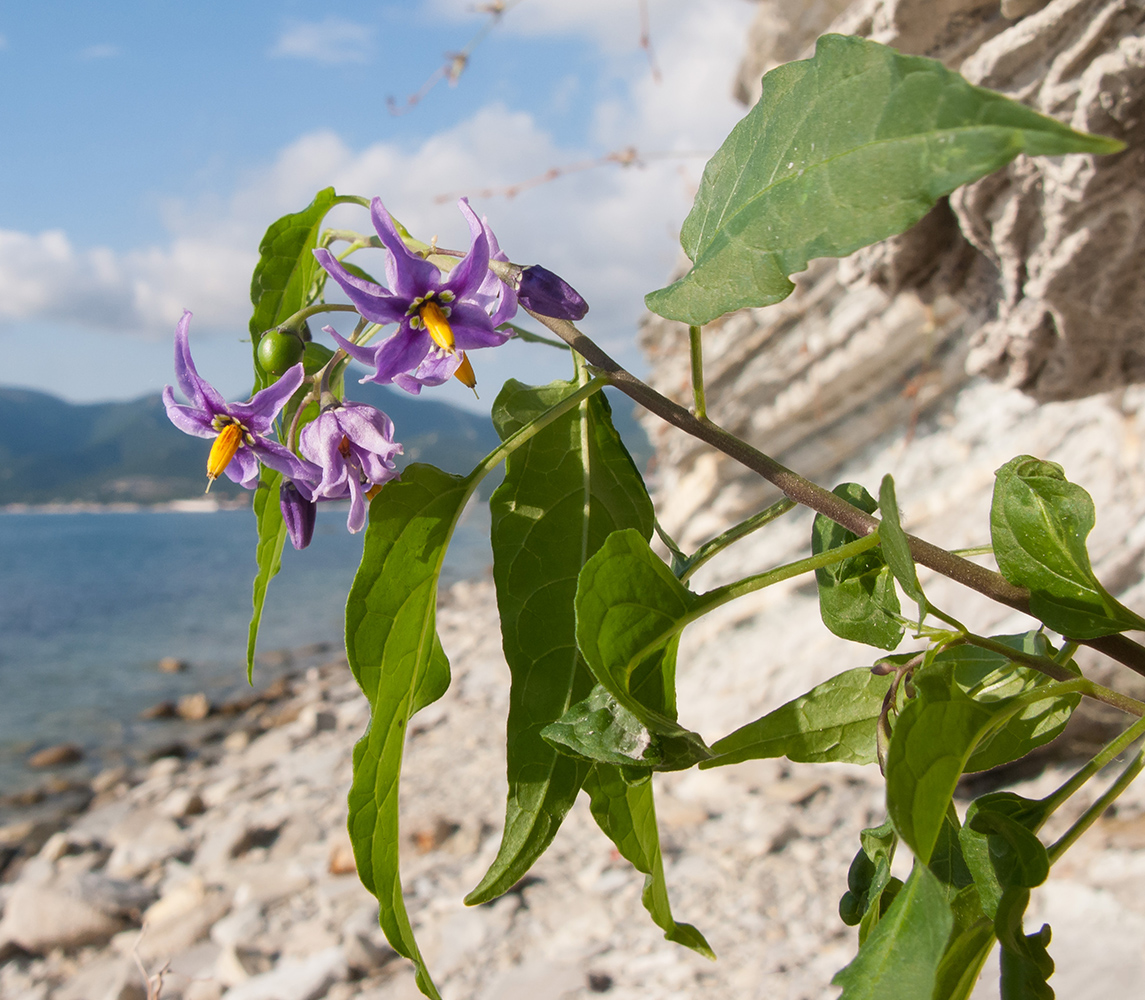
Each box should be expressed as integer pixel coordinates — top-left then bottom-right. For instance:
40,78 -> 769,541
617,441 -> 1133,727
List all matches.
0,502 -> 492,791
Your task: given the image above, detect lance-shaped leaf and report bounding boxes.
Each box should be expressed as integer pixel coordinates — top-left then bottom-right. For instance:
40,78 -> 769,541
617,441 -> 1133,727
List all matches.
992,456 -> 1145,638
878,474 -> 929,617
467,382 -> 654,905
584,765 -> 714,959
574,529 -> 712,757
704,667 -> 893,769
645,34 -> 1123,326
345,464 -> 474,1000
832,863 -> 953,1000
812,483 -> 903,650
246,468 -> 288,681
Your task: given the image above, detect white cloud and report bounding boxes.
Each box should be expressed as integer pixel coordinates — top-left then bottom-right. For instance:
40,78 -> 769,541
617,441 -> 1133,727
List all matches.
1,0 -> 754,404
270,17 -> 373,64
80,43 -> 121,60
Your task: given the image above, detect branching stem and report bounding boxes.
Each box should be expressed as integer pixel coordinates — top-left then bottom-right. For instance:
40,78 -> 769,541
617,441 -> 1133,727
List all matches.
524,308 -> 1145,680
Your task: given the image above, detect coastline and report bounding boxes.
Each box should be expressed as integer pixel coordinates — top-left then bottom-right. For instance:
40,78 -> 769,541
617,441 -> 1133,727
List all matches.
0,497 -> 252,515
2,580 -> 1144,999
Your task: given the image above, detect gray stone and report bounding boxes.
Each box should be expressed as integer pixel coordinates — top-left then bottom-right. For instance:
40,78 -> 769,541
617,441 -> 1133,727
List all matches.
220,947 -> 348,1000
0,879 -> 128,952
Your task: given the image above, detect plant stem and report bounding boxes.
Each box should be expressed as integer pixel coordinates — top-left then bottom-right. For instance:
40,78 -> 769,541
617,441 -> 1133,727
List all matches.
1048,740 -> 1145,864
679,499 -> 796,584
1040,714 -> 1145,818
524,307 -> 1145,680
688,325 -> 707,420
277,302 -> 361,332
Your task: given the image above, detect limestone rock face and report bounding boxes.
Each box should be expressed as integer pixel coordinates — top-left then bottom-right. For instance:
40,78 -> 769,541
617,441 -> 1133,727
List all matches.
643,0 -> 1145,548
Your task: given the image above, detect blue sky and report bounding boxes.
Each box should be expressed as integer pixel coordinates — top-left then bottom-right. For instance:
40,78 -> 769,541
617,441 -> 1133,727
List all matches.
0,1 -> 754,412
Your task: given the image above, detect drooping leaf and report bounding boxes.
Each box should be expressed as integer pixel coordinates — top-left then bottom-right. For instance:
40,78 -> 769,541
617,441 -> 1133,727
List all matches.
838,819 -> 898,938
574,529 -> 712,757
249,187 -> 338,389
345,464 -> 475,1000
645,34 -> 1123,326
832,863 -> 953,1000
878,474 -> 929,617
704,667 -> 893,768
959,792 -> 1052,920
467,380 -> 655,905
997,889 -> 1055,1000
246,468 -> 288,682
584,764 -> 714,959
812,483 -> 903,650
991,456 -> 1145,638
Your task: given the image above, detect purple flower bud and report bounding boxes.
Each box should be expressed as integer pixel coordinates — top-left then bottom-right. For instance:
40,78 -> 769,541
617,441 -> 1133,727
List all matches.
280,480 -> 317,550
517,265 -> 588,320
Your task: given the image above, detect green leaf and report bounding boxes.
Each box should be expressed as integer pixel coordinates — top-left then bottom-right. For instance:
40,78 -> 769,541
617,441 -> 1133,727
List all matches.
704,667 -> 893,768
832,864 -> 954,1000
960,792 -> 1051,920
574,529 -> 712,756
885,692 -> 1011,864
991,456 -> 1145,638
541,682 -> 709,771
246,468 -> 288,682
645,34 -> 1124,326
584,764 -> 714,959
249,187 -> 338,388
933,917 -> 996,1000
838,819 -> 897,936
878,474 -> 928,616
812,483 -> 903,650
345,464 -> 476,1000
923,636 -> 1080,773
997,890 -> 1055,1000
467,380 -> 655,905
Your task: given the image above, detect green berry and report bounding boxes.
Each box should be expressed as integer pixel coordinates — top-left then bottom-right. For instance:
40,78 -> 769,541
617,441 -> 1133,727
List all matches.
257,329 -> 305,375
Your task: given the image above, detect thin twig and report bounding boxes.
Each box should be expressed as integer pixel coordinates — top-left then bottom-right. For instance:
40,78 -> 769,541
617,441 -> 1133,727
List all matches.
521,307 -> 1145,680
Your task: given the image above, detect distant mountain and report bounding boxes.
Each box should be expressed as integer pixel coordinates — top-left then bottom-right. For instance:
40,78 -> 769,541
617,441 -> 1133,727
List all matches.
0,383 -> 650,506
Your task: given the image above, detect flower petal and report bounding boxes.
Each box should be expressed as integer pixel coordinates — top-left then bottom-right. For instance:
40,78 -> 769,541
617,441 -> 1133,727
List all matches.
448,302 -> 513,350
313,248 -> 408,326
444,199 -> 491,297
373,326 -> 432,385
369,198 -> 442,297
253,437 -> 322,483
228,364 -> 306,429
172,311 -> 228,413
162,389 -> 216,438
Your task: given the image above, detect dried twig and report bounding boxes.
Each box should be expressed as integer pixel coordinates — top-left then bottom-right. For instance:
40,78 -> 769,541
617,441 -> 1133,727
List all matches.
434,146 -> 709,203
387,0 -> 525,116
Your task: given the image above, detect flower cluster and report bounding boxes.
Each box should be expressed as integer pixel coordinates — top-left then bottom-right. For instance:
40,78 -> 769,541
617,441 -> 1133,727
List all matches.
164,196 -> 587,549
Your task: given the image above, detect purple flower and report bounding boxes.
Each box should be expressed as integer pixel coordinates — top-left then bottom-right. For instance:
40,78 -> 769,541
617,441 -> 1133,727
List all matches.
280,480 -> 317,550
517,265 -> 588,320
299,401 -> 402,533
313,197 -> 514,394
163,311 -> 318,490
